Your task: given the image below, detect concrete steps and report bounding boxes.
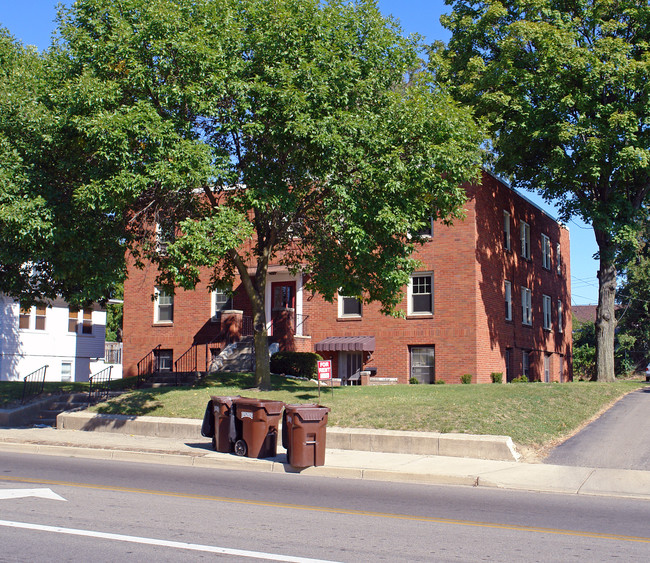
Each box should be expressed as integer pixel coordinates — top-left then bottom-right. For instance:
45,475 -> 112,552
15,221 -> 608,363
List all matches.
209,337 -> 255,373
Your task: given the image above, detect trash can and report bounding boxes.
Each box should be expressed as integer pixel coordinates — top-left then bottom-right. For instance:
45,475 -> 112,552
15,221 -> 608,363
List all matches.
282,404 -> 330,468
233,397 -> 285,458
210,395 -> 241,453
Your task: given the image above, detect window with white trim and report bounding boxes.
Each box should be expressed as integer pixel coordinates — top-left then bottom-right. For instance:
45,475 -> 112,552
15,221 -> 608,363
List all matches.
415,216 -> 434,238
212,288 -> 233,320
521,287 -> 532,325
154,288 -> 174,323
408,273 -> 434,315
522,350 -> 530,378
557,300 -> 563,333
544,353 -> 551,382
504,280 -> 512,321
154,349 -> 173,372
18,304 -> 47,331
521,222 -> 530,260
556,243 -> 562,274
543,294 -> 552,330
503,211 -> 511,251
542,234 -> 551,269
338,294 -> 362,318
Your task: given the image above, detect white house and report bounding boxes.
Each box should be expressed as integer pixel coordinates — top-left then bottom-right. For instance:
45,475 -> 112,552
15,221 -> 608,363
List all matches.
0,295 -> 115,382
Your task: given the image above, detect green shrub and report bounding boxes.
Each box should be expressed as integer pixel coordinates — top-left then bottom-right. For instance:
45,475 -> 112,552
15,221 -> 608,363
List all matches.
270,351 -> 322,379
461,374 -> 473,384
490,372 -> 503,384
409,377 -> 419,384
512,374 -> 529,383
435,379 -> 446,384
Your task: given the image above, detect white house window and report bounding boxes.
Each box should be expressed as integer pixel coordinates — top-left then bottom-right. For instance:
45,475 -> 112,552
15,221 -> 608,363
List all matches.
68,307 -> 93,334
155,220 -> 175,255
557,300 -> 563,333
82,309 -> 93,334
505,280 -> 512,321
543,295 -> 552,330
409,273 -> 433,315
61,361 -> 72,382
521,287 -> 532,325
415,216 -> 434,238
34,305 -> 46,330
338,294 -> 362,318
410,346 -> 435,384
522,350 -> 530,378
68,307 -> 79,332
19,304 -> 47,331
556,243 -> 562,274
503,211 -> 511,251
154,288 -> 174,323
154,349 -> 173,372
542,234 -> 551,269
19,305 -> 31,330
521,222 -> 530,260
212,288 -> 233,319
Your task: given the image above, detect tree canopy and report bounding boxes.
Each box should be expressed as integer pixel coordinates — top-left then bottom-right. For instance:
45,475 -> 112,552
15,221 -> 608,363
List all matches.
438,0 -> 650,381
1,0 -> 483,388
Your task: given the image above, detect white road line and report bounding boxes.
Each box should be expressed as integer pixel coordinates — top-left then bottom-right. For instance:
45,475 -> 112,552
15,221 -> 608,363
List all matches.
0,488 -> 66,501
0,519 -> 340,563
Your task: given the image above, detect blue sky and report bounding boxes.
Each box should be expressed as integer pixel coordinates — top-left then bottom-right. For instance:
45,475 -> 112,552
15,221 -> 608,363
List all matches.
1,0 -> 599,305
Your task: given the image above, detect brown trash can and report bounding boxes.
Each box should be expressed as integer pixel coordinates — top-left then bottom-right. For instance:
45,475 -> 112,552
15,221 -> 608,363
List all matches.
210,395 -> 241,453
282,404 -> 331,468
233,397 -> 285,458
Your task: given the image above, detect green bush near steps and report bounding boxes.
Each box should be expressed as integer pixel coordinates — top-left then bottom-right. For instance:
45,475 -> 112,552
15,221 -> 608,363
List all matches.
461,374 -> 473,384
491,372 -> 503,384
270,351 -> 323,379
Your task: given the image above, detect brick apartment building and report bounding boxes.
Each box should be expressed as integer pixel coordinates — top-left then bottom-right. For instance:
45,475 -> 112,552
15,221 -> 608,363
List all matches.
122,171 -> 572,384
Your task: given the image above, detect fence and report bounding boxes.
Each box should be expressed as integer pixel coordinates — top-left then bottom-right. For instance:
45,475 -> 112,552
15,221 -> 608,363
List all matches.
22,365 -> 48,404
105,342 -> 122,364
88,365 -> 113,403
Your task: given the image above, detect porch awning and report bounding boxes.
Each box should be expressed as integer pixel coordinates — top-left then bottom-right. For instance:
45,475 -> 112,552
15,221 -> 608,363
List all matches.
314,336 -> 375,352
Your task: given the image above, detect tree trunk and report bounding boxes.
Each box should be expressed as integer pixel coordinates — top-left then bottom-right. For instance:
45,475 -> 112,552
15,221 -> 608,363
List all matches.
594,230 -> 617,382
253,323 -> 271,390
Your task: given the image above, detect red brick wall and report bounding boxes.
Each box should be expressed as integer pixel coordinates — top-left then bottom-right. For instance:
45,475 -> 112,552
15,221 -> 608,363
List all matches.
122,172 -> 572,384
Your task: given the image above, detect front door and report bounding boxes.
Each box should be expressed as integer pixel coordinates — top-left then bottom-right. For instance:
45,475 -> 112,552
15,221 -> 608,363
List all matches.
339,352 -> 363,385
271,282 -> 296,342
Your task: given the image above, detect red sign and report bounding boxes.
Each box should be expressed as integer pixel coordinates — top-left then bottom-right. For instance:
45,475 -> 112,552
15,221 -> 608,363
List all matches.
317,360 -> 332,380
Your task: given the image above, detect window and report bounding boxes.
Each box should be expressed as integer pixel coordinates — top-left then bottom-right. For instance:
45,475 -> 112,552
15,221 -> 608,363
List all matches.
410,346 -> 435,384
154,349 -> 173,372
19,305 -> 31,330
504,281 -> 512,321
544,353 -> 551,383
542,234 -> 551,269
505,348 -> 513,382
559,355 -> 565,382
338,294 -> 362,318
415,216 -> 434,238
155,220 -> 175,255
503,211 -> 511,251
521,287 -> 532,325
556,243 -> 562,274
155,288 -> 174,323
409,273 -> 433,315
82,309 -> 93,334
520,222 -> 530,260
212,288 -> 233,319
68,307 -> 79,332
557,300 -> 563,333
543,295 -> 552,330
34,305 -> 46,330
522,350 -> 530,378
61,362 -> 72,383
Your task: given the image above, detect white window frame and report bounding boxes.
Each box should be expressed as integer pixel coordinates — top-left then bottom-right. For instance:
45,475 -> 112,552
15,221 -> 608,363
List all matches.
504,280 -> 512,321
19,304 -> 47,331
338,294 -> 362,318
416,216 -> 434,238
521,221 -> 530,260
556,243 -> 562,274
542,234 -> 551,269
543,294 -> 552,330
154,287 -> 174,324
503,211 -> 511,251
557,300 -> 563,333
211,288 -> 233,320
522,350 -> 530,378
408,273 -> 434,316
521,287 -> 532,326
544,353 -> 551,383
61,361 -> 73,382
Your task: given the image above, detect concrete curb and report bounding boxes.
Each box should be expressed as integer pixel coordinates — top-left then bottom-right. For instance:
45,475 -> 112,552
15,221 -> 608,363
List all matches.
56,411 -> 520,462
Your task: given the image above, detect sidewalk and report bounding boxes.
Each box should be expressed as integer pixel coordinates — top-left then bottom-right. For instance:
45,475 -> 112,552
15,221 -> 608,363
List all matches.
1,417 -> 649,501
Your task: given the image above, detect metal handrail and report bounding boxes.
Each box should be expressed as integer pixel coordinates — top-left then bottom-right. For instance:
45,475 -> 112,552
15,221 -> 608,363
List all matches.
137,345 -> 160,387
22,365 -> 48,404
89,366 -> 113,403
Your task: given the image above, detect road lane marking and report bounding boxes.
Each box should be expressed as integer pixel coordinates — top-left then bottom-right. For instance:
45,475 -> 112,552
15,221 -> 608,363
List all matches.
2,475 -> 650,544
0,488 -> 66,501
0,519 -> 339,563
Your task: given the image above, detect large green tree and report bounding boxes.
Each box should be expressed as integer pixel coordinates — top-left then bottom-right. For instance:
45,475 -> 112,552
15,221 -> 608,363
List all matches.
438,0 -> 650,381
2,0 -> 482,389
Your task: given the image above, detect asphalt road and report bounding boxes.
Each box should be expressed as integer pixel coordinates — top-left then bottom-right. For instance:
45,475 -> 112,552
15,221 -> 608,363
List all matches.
2,452 -> 650,562
545,387 -> 650,470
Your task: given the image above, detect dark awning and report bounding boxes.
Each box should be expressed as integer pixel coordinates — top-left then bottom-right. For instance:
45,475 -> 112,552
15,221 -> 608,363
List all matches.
314,336 -> 375,352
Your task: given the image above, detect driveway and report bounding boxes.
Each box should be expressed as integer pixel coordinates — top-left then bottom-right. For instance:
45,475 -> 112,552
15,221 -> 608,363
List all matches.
544,387 -> 650,470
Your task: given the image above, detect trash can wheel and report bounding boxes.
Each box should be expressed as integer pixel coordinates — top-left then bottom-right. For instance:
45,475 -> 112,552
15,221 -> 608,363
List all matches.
234,439 -> 247,457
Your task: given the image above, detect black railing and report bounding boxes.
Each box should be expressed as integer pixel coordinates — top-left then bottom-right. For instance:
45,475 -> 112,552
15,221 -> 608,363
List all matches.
89,366 -> 113,403
174,345 -> 197,375
22,365 -> 48,404
137,345 -> 160,387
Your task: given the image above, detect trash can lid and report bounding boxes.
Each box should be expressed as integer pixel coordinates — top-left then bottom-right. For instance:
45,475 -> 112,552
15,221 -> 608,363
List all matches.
286,404 -> 331,421
234,397 -> 285,415
210,395 -> 241,406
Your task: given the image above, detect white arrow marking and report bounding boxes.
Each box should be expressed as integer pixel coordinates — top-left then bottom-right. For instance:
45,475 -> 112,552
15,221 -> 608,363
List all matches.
0,488 -> 67,501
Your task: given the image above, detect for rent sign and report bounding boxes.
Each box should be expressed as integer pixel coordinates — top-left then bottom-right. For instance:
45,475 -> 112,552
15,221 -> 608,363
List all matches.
317,360 -> 332,380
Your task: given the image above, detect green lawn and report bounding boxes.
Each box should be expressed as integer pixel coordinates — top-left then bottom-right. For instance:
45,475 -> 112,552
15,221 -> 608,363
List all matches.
83,372 -> 645,448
